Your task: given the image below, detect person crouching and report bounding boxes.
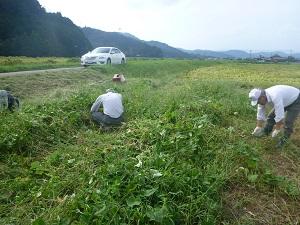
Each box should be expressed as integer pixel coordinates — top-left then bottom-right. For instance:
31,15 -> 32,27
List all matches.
90,88 -> 124,129
0,89 -> 20,112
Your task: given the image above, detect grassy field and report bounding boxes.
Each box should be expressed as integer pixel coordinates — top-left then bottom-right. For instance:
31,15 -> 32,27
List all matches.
0,59 -> 300,224
0,56 -> 80,73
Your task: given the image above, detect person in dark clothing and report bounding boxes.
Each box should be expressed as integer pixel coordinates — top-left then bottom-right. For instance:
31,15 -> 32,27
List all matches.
0,90 -> 20,112
7,92 -> 19,111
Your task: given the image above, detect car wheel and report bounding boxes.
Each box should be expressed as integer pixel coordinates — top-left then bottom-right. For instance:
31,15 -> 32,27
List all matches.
107,58 -> 111,65
121,58 -> 125,64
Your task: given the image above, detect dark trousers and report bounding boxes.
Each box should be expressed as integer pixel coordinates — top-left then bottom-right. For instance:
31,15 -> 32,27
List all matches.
92,112 -> 124,127
264,94 -> 300,138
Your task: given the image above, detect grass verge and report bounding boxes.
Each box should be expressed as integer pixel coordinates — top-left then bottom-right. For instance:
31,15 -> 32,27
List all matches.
0,59 -> 299,224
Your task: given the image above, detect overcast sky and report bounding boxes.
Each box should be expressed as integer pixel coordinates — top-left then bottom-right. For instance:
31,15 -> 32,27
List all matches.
38,0 -> 300,52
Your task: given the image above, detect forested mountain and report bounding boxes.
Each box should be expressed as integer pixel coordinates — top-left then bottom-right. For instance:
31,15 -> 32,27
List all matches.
82,27 -> 163,57
0,0 -> 91,56
146,41 -> 194,58
1,0 -> 298,59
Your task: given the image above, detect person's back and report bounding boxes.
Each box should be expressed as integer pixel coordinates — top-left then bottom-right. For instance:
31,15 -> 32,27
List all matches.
265,85 -> 299,107
102,92 -> 124,118
91,89 -> 124,128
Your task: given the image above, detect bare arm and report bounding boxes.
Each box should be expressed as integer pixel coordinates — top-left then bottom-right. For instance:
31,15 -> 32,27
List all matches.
256,104 -> 266,127
90,95 -> 103,113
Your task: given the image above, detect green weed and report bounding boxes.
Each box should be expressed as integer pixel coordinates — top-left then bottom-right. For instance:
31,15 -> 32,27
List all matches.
1,59 -> 300,224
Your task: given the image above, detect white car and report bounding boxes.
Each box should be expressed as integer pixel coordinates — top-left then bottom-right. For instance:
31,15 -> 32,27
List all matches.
81,47 -> 126,66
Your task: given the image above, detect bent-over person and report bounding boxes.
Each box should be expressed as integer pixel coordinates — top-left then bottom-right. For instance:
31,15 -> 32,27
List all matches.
90,89 -> 124,128
249,85 -> 300,148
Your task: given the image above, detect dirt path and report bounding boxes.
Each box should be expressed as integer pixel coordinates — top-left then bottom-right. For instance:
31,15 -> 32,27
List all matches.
0,67 -> 83,78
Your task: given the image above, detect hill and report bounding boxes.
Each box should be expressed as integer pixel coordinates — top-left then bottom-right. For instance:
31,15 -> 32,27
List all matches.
82,27 -> 163,57
1,0 -> 299,59
146,41 -> 194,58
119,32 -> 141,41
82,27 -> 198,58
181,49 -> 230,58
223,50 -> 250,58
0,0 -> 91,57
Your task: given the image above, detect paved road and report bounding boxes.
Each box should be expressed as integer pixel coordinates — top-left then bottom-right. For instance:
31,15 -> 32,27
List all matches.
0,67 -> 84,78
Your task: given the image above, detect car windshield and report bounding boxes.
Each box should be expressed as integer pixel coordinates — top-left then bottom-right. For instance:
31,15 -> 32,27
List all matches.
92,48 -> 111,54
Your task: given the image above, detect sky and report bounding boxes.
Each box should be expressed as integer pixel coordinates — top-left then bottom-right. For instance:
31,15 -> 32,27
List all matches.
38,0 -> 300,52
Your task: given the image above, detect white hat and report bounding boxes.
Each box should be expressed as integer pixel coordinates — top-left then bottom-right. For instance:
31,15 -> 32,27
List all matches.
249,88 -> 262,106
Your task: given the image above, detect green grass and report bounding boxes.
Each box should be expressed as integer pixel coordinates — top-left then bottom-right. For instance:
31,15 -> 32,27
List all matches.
0,59 -> 300,224
0,56 -> 80,73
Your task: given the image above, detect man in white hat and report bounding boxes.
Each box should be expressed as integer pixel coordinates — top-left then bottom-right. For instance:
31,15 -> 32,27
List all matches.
249,85 -> 300,148
90,88 -> 124,128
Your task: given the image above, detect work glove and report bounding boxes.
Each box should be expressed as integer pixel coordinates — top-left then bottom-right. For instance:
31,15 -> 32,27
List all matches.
271,129 -> 281,138
252,127 -> 264,137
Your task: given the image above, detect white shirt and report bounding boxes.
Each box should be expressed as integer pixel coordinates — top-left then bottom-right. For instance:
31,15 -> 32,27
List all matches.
257,85 -> 300,122
0,90 -> 8,110
90,92 -> 124,118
